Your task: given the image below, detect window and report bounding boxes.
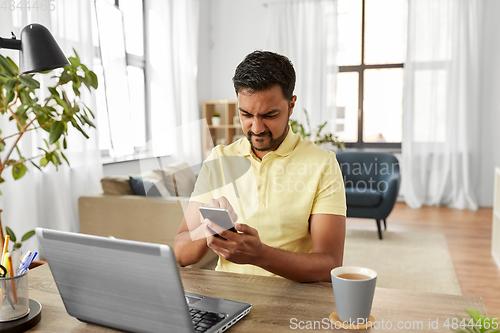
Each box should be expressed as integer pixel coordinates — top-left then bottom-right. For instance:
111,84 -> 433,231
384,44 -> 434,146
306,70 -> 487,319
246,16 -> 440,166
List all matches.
92,0 -> 147,158
336,0 -> 407,148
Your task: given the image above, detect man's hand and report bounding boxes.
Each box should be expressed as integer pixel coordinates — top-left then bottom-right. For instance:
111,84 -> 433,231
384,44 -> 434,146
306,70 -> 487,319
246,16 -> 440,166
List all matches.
174,196 -> 238,267
201,197 -> 238,223
202,220 -> 264,265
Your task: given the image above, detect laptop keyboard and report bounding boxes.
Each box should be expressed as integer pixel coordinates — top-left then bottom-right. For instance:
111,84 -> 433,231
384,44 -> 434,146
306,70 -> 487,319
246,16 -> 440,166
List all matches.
189,308 -> 226,332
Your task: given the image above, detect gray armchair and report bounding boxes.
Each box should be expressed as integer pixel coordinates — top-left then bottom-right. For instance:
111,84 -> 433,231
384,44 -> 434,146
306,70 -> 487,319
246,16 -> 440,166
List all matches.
336,152 -> 401,239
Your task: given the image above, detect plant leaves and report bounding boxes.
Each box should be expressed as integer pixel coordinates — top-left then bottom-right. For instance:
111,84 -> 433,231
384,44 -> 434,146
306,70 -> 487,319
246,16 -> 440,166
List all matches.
81,114 -> 96,128
69,56 -> 80,68
5,91 -> 15,105
48,87 -> 59,97
12,163 -> 28,180
19,75 -> 40,89
63,136 -> 67,149
51,152 -> 60,165
21,230 -> 35,242
58,71 -> 72,85
88,71 -> 98,89
40,157 -> 49,167
72,83 -> 81,97
0,55 -> 17,76
31,161 -> 42,172
73,48 -> 81,64
70,118 -> 89,139
0,74 -> 9,84
0,141 -> 5,152
4,78 -> 17,92
6,57 -> 19,73
5,227 -> 16,242
54,95 -> 72,115
83,104 -> 95,118
49,121 -> 65,144
61,151 -> 70,166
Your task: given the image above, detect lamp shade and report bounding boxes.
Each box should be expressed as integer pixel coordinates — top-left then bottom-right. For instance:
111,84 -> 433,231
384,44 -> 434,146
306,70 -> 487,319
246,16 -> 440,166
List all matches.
19,24 -> 69,74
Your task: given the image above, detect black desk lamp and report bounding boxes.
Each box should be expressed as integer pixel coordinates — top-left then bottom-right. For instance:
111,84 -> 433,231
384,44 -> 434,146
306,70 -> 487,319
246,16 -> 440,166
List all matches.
0,23 -> 69,74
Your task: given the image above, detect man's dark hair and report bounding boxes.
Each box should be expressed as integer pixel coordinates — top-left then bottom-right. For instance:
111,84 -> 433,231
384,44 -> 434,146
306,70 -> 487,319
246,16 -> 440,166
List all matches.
232,50 -> 296,101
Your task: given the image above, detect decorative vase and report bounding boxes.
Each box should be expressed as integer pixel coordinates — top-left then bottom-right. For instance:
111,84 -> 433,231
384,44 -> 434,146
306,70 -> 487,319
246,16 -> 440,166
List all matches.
212,117 -> 221,126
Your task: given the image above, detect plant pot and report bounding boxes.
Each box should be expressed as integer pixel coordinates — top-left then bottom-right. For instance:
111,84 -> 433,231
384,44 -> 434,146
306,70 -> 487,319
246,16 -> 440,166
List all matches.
212,117 -> 221,126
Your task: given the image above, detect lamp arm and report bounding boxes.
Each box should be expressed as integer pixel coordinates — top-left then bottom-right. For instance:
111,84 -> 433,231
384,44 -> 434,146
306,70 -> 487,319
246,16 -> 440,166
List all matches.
0,36 -> 21,50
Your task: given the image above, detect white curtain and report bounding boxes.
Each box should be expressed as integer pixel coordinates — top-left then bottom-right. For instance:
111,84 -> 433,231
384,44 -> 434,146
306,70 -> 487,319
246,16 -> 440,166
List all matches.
145,0 -> 202,168
267,0 -> 338,134
402,0 -> 482,210
0,0 -> 102,252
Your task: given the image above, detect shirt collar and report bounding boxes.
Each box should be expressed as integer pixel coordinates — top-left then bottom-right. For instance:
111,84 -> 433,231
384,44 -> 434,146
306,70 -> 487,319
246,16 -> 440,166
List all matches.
237,126 -> 300,158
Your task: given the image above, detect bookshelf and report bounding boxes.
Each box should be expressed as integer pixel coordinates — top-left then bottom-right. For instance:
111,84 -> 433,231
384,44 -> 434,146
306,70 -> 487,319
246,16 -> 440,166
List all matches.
202,100 -> 244,160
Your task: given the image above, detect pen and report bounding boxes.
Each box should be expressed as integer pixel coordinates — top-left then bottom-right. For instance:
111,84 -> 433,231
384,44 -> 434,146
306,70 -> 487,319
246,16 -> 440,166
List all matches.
1,235 -> 10,266
7,254 -> 17,303
1,253 -> 15,309
15,251 -> 32,273
16,252 -> 37,276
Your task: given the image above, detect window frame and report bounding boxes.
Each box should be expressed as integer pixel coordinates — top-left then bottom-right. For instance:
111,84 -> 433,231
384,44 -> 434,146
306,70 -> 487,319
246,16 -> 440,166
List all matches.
339,0 -> 403,150
99,0 -> 149,160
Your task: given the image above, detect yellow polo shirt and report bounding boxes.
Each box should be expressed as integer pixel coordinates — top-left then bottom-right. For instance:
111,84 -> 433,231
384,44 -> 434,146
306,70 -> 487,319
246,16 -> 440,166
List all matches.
190,128 -> 346,277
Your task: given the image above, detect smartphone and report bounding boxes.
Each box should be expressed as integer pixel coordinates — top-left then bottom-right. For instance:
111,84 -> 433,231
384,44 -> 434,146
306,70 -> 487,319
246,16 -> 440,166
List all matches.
199,206 -> 237,238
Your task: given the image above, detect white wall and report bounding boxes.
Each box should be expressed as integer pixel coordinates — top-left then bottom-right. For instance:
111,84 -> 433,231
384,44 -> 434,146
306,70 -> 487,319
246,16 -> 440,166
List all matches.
197,0 -> 269,105
479,0 -> 500,207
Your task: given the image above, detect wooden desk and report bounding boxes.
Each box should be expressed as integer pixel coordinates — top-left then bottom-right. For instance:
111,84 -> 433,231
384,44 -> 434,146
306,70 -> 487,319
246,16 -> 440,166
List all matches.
27,264 -> 486,332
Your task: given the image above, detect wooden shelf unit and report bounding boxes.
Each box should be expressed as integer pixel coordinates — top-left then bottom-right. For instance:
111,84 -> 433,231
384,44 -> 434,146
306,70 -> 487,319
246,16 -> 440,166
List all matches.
202,100 -> 243,160
493,167 -> 500,269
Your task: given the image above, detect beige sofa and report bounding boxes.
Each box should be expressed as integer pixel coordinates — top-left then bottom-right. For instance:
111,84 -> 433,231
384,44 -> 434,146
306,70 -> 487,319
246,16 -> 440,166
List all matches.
78,194 -> 218,269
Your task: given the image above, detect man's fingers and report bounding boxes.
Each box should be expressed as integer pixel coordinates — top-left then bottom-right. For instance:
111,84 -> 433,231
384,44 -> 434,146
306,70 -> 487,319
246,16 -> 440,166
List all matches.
206,198 -> 222,208
230,212 -> 238,223
234,223 -> 258,236
216,197 -> 238,219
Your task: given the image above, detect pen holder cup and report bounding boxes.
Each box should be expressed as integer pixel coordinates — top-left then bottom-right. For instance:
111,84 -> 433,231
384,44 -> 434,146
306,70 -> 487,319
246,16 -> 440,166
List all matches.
0,271 -> 29,322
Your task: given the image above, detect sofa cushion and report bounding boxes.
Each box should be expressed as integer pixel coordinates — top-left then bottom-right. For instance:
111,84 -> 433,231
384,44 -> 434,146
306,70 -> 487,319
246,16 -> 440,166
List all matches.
101,176 -> 134,195
345,188 -> 382,207
154,163 -> 196,197
129,175 -> 171,198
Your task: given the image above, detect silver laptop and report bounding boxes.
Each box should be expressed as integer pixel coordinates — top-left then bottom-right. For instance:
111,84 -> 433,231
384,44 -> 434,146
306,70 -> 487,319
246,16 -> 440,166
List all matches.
36,227 -> 252,333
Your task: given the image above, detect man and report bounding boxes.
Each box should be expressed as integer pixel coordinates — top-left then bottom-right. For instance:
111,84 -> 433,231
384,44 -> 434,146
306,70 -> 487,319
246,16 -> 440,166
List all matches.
174,51 -> 346,282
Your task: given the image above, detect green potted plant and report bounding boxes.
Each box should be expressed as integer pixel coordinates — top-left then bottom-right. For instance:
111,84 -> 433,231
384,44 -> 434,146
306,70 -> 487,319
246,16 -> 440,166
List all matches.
211,113 -> 221,126
452,308 -> 499,333
290,109 -> 345,151
5,226 -> 34,252
0,49 -> 98,244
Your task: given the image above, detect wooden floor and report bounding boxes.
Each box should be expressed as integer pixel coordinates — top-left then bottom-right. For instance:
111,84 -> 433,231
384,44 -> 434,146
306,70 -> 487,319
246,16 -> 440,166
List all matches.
347,202 -> 500,317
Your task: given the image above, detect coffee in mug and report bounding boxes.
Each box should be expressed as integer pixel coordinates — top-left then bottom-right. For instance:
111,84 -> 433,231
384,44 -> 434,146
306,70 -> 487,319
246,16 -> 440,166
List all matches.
331,266 -> 377,324
337,273 -> 370,280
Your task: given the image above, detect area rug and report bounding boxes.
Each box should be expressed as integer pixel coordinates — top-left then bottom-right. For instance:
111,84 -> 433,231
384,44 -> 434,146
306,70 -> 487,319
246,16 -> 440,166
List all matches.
343,229 -> 462,295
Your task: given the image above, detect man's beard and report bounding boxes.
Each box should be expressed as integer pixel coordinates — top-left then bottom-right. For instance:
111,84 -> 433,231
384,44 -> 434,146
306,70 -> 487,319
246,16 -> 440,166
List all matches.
246,119 -> 289,152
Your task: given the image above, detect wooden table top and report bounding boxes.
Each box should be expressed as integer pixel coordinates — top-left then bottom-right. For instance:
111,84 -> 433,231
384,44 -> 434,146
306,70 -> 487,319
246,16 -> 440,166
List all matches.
27,264 -> 486,332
